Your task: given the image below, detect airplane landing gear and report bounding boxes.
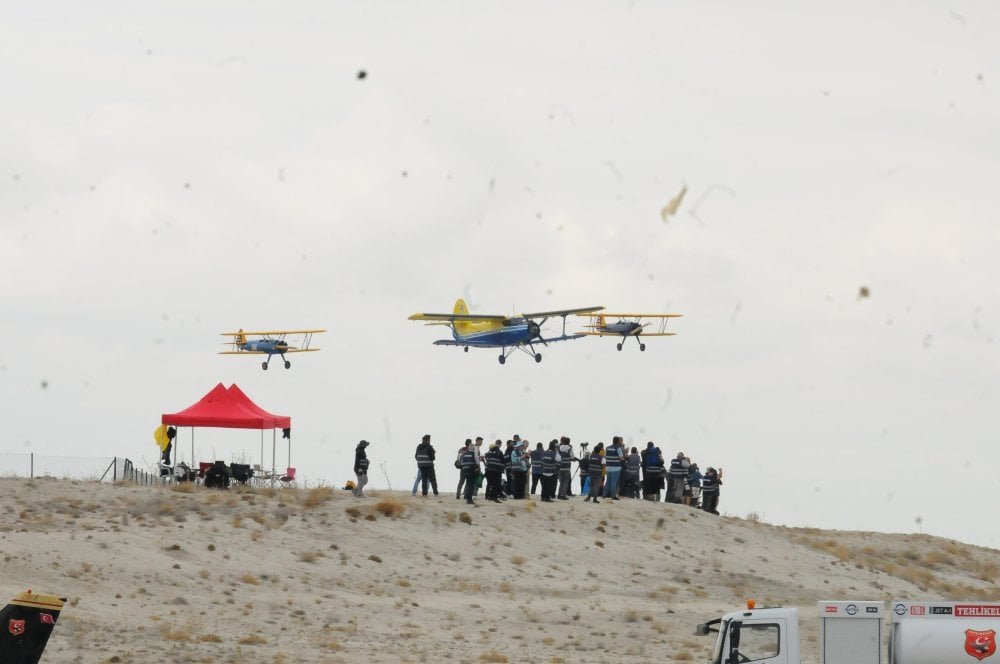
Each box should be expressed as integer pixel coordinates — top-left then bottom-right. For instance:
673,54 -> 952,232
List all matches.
261,361 -> 269,370
534,353 -> 542,363
284,360 -> 291,369
640,343 -> 646,351
464,346 -> 469,353
616,343 -> 623,351
498,354 -> 506,365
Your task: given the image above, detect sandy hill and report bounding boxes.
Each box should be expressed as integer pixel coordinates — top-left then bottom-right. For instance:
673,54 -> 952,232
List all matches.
2,478 -> 998,664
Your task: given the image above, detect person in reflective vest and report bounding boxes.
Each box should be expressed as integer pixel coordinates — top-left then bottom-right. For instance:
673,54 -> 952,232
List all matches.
602,437 -> 624,500
503,441 -> 514,498
701,467 -> 722,514
643,445 -> 664,501
460,444 -> 480,505
624,446 -> 642,499
577,443 -> 591,494
353,440 -> 370,497
455,440 -> 471,500
484,442 -> 505,503
584,443 -> 605,503
415,434 -> 439,497
556,436 -> 575,500
510,441 -> 528,499
667,452 -> 688,504
686,462 -> 702,508
540,440 -> 559,502
530,442 -> 545,495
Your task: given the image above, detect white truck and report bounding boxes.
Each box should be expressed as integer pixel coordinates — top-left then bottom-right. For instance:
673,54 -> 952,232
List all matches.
696,600 -> 1000,664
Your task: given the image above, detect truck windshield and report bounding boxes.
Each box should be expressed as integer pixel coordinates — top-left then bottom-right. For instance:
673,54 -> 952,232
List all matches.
710,618 -> 729,664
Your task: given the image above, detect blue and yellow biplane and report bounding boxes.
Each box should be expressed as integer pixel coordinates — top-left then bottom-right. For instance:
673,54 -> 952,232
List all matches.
219,329 -> 325,370
577,312 -> 682,351
409,299 -> 603,364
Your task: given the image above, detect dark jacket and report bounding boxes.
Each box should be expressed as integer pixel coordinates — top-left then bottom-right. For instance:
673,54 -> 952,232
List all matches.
354,446 -> 369,474
415,442 -> 436,468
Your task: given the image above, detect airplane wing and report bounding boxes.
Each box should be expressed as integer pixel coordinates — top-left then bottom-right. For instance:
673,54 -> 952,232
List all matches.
220,329 -> 326,336
577,313 -> 683,318
432,339 -> 467,346
520,306 -> 604,319
634,332 -> 677,337
283,348 -> 321,353
537,333 -> 587,343
0,591 -> 65,664
219,350 -> 266,355
408,313 -> 507,322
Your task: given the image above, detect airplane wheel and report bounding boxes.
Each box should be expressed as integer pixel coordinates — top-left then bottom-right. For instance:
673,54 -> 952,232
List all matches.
284,360 -> 291,369
498,355 -> 506,365
616,343 -> 623,351
534,353 -> 542,363
262,362 -> 269,370
464,347 -> 469,353
640,344 -> 646,351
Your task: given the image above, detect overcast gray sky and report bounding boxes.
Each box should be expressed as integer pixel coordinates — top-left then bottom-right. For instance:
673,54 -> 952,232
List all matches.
2,2 -> 998,547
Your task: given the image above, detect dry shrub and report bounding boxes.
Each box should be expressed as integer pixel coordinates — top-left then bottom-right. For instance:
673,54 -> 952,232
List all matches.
240,573 -> 259,585
326,640 -> 344,651
239,634 -> 268,645
498,581 -> 513,593
171,483 -> 197,494
369,554 -> 383,563
459,512 -> 473,525
159,623 -> 192,642
374,497 -> 406,518
298,550 -> 322,563
303,487 -> 334,509
511,555 -> 527,566
479,650 -> 508,662
675,652 -> 693,661
199,633 -> 223,643
345,506 -> 362,519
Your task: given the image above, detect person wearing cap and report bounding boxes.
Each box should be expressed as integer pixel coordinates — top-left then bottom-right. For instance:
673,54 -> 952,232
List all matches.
353,440 -> 370,497
540,439 -> 560,502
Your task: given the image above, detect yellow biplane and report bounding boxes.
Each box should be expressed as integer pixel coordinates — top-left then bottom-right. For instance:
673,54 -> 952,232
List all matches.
577,313 -> 682,351
219,329 -> 325,370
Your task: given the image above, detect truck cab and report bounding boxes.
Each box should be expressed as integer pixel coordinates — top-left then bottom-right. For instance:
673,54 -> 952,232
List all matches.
697,605 -> 800,664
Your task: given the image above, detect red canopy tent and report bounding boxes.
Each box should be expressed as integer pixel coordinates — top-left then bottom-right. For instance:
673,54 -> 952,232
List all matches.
162,383 -> 292,480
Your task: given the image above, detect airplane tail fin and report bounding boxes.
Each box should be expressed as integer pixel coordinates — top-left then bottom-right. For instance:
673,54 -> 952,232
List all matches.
0,591 -> 66,664
453,298 -> 474,336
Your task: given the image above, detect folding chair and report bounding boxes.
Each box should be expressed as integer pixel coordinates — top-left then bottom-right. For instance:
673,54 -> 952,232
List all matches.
279,467 -> 296,486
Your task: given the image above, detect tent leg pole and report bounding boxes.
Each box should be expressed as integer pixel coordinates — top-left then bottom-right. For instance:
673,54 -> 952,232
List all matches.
191,428 -> 195,469
272,428 -> 276,488
261,429 -> 264,483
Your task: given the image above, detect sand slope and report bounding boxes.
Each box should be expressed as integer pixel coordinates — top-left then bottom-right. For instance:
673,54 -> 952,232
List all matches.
2,478 -> 998,663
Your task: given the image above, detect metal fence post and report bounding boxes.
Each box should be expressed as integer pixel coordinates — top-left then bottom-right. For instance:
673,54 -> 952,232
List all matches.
30,453 -> 34,478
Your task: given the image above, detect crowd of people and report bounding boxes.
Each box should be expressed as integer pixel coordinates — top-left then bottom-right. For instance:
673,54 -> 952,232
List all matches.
352,434 -> 723,514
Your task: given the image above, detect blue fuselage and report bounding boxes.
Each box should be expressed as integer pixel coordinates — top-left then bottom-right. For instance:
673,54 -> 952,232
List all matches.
453,323 -> 535,348
240,340 -> 289,355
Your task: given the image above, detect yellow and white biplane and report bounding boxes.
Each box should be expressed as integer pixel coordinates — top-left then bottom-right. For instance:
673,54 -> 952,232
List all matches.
577,313 -> 682,352
219,329 -> 325,370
